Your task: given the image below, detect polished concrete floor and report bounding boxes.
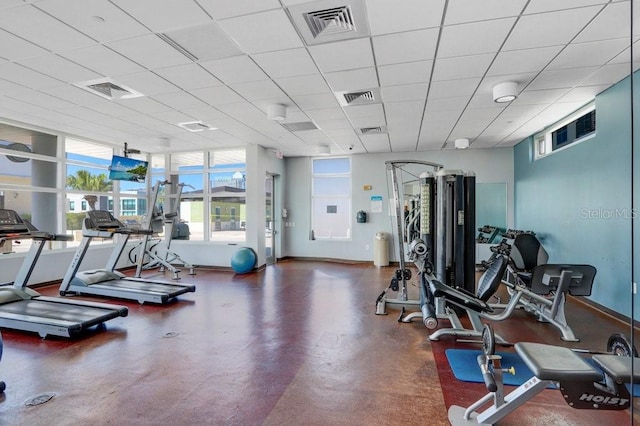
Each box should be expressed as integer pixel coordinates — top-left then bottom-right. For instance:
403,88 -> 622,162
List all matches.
0,260 -> 637,425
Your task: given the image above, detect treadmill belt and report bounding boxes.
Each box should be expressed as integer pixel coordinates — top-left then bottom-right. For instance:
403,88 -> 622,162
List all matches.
0,299 -> 122,325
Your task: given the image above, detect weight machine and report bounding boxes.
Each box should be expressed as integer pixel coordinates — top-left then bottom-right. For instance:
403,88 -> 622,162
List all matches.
131,180 -> 195,280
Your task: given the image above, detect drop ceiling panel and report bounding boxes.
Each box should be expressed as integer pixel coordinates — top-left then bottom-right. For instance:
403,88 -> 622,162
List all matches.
524,0 -> 610,15
372,28 -> 439,66
548,39 -> 629,71
314,117 -> 352,130
190,86 -> 245,106
428,78 -> 481,98
161,23 -> 243,61
432,53 -> 494,81
438,18 -> 516,58
366,0 -> 446,35
378,61 -> 433,86
324,68 -> 379,92
252,48 -> 318,79
113,71 -> 179,96
559,85 -> 609,102
0,5 -> 95,52
37,0 -> 150,43
218,9 -> 303,54
180,106 -> 228,123
580,63 -> 631,86
0,62 -> 62,89
528,66 -> 600,90
107,34 -> 193,70
152,110 -> 198,125
275,74 -> 330,96
114,97 -> 173,115
61,44 -> 146,76
381,83 -> 428,103
573,2 -> 631,43
503,6 -> 604,51
200,55 -> 268,84
152,91 -> 210,111
309,38 -> 375,73
154,64 -> 222,90
445,0 -> 528,25
19,54 -> 102,83
510,88 -> 570,106
110,0 -> 212,33
306,108 -> 347,121
230,80 -> 287,101
0,29 -> 48,61
361,133 -> 390,152
197,0 -> 280,20
425,96 -> 469,113
343,103 -> 384,120
488,46 -> 564,76
11,90 -> 76,111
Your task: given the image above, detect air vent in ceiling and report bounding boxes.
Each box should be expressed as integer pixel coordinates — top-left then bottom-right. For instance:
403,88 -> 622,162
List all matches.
288,0 -> 370,45
358,126 -> 387,135
157,33 -> 199,62
281,122 -> 319,132
178,121 -> 216,132
304,6 -> 355,38
74,78 -> 143,100
335,87 -> 381,106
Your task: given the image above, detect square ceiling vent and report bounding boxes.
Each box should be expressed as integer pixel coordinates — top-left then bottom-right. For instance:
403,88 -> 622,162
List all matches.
288,0 -> 370,45
73,78 -> 143,100
281,122 -> 319,132
335,87 -> 381,107
178,121 -> 216,132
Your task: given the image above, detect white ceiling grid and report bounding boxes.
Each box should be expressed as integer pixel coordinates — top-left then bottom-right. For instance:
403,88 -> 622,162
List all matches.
0,0 -> 635,157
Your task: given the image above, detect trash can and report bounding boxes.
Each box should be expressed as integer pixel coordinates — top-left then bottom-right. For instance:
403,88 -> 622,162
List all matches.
374,232 -> 389,267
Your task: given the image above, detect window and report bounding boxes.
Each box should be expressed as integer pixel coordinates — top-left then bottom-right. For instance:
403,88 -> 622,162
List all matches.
535,103 -> 596,160
311,157 -> 351,240
69,200 -> 75,211
81,200 -> 87,210
208,149 -> 246,242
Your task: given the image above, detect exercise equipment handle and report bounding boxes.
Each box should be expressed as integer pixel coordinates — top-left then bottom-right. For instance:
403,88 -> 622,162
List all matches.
477,355 -> 497,392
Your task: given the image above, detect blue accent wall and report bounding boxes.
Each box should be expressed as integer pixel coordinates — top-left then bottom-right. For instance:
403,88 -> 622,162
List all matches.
514,77 -> 635,317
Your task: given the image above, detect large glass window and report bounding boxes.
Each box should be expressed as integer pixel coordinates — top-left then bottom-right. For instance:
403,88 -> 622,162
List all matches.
171,152 -> 204,241
209,150 -> 246,242
311,157 -> 351,240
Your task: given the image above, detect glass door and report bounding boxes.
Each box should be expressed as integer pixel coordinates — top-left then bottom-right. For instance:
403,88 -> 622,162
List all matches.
265,174 -> 276,265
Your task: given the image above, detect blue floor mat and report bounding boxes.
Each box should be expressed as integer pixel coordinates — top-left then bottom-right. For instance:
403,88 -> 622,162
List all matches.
445,348 -> 640,396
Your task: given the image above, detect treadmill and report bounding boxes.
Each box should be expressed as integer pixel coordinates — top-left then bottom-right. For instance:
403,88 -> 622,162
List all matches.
0,209 -> 128,338
59,210 -> 195,304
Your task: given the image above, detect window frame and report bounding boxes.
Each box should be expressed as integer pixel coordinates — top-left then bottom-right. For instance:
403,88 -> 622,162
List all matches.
534,102 -> 596,160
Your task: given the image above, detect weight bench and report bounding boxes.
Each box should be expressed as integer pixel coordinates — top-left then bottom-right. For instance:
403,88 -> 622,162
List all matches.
448,342 -> 640,425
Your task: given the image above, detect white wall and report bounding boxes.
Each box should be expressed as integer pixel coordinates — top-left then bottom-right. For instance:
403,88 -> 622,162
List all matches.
282,148 -> 514,262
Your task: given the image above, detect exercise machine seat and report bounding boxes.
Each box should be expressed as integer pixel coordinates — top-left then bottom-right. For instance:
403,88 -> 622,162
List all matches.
592,355 -> 640,383
476,255 -> 508,302
515,342 -> 602,382
510,234 -> 549,285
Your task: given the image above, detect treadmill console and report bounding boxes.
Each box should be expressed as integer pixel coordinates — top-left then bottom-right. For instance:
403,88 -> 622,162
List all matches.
86,210 -> 124,230
0,209 -> 30,236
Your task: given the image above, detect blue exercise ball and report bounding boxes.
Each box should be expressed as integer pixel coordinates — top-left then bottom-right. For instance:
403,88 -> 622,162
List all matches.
231,247 -> 257,274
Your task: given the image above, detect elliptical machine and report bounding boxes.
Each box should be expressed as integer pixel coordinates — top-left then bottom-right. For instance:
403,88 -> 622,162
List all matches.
130,180 -> 195,280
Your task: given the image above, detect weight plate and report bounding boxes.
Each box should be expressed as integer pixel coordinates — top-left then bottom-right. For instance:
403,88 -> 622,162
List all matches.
482,323 -> 496,356
607,333 -> 639,357
403,269 -> 412,280
390,277 -> 399,292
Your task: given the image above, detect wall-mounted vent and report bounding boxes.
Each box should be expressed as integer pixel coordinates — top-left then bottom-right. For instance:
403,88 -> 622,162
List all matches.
74,78 -> 143,100
304,6 -> 355,38
335,87 -> 381,106
178,121 -> 216,132
281,122 -> 319,132
288,0 -> 370,45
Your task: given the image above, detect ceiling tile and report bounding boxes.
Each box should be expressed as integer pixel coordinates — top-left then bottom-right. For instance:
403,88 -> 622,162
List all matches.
511,88 -> 571,106
190,86 -> 245,106
114,71 -> 179,96
306,108 -> 347,122
230,80 -> 286,101
114,97 -> 173,114
580,63 -> 632,86
343,103 -> 384,120
559,84 -> 609,102
524,0 -> 609,14
218,9 -> 303,54
428,77 -> 480,98
366,0 -> 446,35
161,22 -> 243,61
0,29 -> 48,61
107,34 -> 193,70
252,48 -> 318,79
425,96 -> 469,112
324,68 -> 379,92
445,0 -> 528,24
314,117 -> 352,130
503,6 -> 603,51
0,5 -> 95,52
61,44 -> 146,76
528,66 -> 600,90
360,133 -> 390,152
488,46 -> 563,76
547,39 -> 630,70
573,2 -> 630,43
42,84 -> 118,106
110,0 -> 212,33
381,83 -> 428,103
37,0 -> 150,43
372,28 -> 439,66
0,62 -> 63,89
438,18 -> 516,58
275,74 -> 330,96
291,93 -> 339,110
200,55 -> 268,84
154,64 -> 222,90
196,0 -> 281,20
19,54 -> 102,83
151,91 -> 209,111
309,38 -> 374,73
180,106 -> 228,123
432,53 -> 494,81
378,61 -> 432,86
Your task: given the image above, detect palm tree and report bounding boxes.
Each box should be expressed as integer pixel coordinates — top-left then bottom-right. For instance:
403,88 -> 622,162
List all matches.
66,170 -> 112,210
